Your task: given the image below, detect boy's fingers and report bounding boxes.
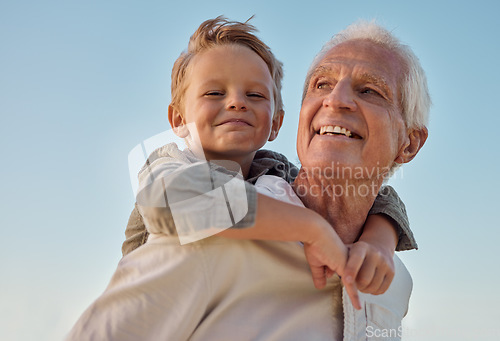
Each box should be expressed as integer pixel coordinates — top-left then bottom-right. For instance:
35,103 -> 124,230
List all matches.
343,277 -> 361,310
344,244 -> 367,284
356,253 -> 394,294
374,271 -> 395,295
373,275 -> 389,295
358,266 -> 380,293
325,268 -> 335,278
310,265 -> 327,289
356,255 -> 378,292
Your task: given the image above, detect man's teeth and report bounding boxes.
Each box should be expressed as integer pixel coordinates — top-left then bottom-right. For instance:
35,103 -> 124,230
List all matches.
319,125 -> 353,137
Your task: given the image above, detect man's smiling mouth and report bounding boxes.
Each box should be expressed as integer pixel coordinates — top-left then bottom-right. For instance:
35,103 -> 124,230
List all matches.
318,125 -> 362,139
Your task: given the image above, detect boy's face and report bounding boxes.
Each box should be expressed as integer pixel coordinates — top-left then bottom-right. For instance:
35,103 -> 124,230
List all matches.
173,44 -> 280,163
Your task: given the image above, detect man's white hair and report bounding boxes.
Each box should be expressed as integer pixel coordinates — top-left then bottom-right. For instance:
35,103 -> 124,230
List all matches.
302,20 -> 431,129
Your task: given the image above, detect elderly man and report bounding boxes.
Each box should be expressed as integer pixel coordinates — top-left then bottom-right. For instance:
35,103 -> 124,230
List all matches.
295,23 -> 428,245
67,21 -> 429,341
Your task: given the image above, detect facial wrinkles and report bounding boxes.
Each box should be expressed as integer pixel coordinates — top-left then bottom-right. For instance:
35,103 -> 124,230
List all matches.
358,72 -> 392,100
307,65 -> 337,93
299,41 -> 409,172
313,63 -> 393,99
305,65 -> 398,147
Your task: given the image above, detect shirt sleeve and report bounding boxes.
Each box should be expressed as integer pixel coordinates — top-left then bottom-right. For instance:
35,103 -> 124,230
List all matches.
121,183 -> 256,256
250,149 -> 299,184
368,185 -> 418,251
121,204 -> 150,257
135,158 -> 257,245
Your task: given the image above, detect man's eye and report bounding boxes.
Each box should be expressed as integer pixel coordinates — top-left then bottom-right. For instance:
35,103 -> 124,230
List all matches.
360,88 -> 382,97
316,82 -> 331,90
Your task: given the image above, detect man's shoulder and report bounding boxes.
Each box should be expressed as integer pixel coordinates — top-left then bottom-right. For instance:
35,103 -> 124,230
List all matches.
250,149 -> 299,184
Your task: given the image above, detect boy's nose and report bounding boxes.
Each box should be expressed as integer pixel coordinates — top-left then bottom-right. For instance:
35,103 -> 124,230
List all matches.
226,95 -> 247,111
228,104 -> 247,110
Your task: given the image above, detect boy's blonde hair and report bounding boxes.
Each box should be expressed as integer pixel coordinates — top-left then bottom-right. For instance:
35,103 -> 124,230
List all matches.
171,16 -> 284,118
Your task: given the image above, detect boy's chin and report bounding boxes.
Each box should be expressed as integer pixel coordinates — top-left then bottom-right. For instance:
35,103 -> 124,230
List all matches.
204,146 -> 259,162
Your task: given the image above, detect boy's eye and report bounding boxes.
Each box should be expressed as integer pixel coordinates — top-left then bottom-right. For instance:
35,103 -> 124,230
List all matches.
205,91 -> 224,96
247,92 -> 265,99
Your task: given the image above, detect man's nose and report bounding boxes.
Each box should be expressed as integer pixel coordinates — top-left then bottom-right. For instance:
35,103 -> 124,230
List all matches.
226,93 -> 247,111
323,80 -> 357,112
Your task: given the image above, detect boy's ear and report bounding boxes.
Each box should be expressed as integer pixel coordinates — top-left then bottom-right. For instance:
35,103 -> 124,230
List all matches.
394,127 -> 428,164
168,104 -> 189,138
268,110 -> 284,142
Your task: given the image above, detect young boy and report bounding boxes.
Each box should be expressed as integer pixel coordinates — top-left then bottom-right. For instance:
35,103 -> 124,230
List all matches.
125,17 -> 416,310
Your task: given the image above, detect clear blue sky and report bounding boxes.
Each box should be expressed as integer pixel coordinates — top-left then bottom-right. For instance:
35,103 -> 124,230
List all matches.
1,1 -> 499,340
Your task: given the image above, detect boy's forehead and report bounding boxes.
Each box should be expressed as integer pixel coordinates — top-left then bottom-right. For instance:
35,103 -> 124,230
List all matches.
193,44 -> 269,69
186,44 -> 274,86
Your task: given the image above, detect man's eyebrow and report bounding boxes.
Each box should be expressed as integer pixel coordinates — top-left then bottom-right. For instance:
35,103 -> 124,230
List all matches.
359,72 -> 391,94
310,65 -> 334,78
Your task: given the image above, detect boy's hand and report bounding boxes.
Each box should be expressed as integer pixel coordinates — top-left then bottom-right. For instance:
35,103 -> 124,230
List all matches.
302,229 -> 361,310
344,241 -> 395,295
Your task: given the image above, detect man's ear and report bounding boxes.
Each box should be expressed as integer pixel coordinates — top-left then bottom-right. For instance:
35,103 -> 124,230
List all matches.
168,104 -> 189,138
394,127 -> 428,164
268,110 -> 284,141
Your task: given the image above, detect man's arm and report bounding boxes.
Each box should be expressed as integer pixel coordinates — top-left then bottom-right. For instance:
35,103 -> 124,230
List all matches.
369,185 -> 417,251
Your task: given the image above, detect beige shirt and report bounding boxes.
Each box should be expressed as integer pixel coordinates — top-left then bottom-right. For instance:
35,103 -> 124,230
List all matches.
67,177 -> 412,341
68,235 -> 346,340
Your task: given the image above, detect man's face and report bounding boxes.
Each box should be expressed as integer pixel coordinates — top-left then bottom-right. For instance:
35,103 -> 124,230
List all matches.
297,39 -> 407,179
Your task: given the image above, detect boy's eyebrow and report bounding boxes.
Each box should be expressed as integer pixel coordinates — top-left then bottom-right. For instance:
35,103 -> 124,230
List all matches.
198,79 -> 222,87
199,79 -> 273,91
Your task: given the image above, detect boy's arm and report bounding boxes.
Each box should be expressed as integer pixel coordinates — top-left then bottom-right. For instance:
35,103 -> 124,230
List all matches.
343,185 -> 414,295
220,193 -> 362,310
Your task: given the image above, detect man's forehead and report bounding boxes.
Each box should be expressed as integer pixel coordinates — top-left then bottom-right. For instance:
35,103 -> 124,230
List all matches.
314,39 -> 403,83
312,63 -> 389,82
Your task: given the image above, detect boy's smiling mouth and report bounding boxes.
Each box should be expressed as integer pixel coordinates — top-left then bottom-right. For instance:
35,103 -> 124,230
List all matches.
216,119 -> 253,127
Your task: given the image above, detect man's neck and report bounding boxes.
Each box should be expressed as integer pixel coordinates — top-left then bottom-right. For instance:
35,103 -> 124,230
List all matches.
293,168 -> 383,244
